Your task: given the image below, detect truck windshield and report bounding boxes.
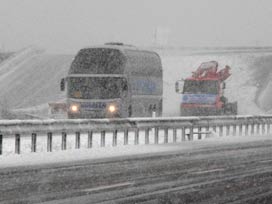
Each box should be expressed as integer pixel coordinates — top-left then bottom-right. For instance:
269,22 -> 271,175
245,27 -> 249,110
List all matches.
183,80 -> 218,94
67,77 -> 125,99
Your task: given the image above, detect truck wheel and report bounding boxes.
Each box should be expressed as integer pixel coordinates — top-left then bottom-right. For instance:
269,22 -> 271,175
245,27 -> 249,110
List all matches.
224,102 -> 238,115
232,102 -> 238,115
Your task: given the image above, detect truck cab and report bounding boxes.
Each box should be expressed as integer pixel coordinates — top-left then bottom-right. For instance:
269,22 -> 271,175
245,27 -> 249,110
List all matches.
176,61 -> 237,116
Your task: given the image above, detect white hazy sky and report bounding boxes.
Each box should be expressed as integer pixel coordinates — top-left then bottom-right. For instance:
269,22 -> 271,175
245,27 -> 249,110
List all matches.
1,0 -> 272,53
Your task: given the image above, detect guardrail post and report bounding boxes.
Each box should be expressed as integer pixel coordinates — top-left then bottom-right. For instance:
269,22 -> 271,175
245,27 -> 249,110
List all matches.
182,127 -> 186,141
15,134 -> 20,154
31,133 -> 37,153
257,124 -> 260,135
88,131 -> 93,148
154,128 -> 159,144
135,129 -> 139,145
124,129 -> 128,145
233,125 -> 237,136
0,135 -> 2,155
145,128 -> 149,144
262,123 -> 265,135
62,132 -> 67,150
205,126 -> 210,138
239,124 -> 243,136
198,127 -> 202,140
101,131 -> 105,147
173,128 -> 177,143
75,132 -> 80,149
219,126 -> 223,137
47,133 -> 52,152
245,124 -> 249,136
164,128 -> 168,143
226,125 -> 230,136
251,124 -> 255,135
189,126 -> 193,141
113,130 -> 117,146
267,123 -> 270,134
212,126 -> 216,133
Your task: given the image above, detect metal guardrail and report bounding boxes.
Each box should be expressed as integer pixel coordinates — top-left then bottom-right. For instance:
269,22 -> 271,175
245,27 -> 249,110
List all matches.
0,115 -> 271,155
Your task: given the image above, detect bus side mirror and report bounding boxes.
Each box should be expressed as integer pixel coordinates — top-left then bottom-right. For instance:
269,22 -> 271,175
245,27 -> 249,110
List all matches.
175,82 -> 179,93
175,80 -> 184,93
60,78 -> 65,91
222,82 -> 226,89
122,79 -> 128,91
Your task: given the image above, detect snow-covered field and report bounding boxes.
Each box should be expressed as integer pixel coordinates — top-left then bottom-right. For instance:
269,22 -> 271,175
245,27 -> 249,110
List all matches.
1,47 -> 272,118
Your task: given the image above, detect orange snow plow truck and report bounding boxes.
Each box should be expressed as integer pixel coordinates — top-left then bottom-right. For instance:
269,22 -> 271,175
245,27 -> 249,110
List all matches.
175,61 -> 237,116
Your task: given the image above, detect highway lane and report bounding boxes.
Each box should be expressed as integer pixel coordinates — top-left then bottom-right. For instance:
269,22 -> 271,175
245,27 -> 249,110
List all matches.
1,139 -> 272,203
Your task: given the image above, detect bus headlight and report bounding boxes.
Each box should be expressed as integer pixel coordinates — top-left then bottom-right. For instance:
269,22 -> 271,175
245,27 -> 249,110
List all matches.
108,105 -> 116,113
70,104 -> 80,113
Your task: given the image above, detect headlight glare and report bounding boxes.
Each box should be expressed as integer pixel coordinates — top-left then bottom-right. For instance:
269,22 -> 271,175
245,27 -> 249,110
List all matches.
108,105 -> 116,113
70,104 -> 79,112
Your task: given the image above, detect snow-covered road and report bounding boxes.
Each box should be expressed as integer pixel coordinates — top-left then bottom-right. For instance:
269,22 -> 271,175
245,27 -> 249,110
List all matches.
1,135 -> 272,203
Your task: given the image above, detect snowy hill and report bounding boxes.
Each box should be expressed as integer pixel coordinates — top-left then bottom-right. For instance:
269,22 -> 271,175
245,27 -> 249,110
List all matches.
1,47 -> 272,118
0,52 -> 12,63
0,48 -> 73,118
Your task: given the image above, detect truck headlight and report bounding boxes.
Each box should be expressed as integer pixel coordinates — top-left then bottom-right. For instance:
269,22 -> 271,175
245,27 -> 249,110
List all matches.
70,104 -> 80,113
108,105 -> 116,113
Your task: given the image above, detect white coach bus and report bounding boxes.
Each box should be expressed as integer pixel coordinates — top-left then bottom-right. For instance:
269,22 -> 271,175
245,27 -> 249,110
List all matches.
61,43 -> 163,118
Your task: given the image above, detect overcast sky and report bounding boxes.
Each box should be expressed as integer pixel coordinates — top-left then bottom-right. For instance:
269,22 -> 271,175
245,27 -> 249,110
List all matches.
1,0 -> 272,53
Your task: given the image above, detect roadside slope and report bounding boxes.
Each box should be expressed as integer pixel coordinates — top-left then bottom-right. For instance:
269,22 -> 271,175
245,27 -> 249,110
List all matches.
0,53 -> 72,110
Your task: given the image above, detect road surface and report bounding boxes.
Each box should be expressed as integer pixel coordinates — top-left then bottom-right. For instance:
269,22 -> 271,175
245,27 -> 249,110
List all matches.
1,137 -> 272,203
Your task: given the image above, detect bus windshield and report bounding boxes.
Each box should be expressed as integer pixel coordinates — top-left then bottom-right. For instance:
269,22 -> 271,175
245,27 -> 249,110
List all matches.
69,48 -> 124,74
183,80 -> 218,94
68,77 -> 126,99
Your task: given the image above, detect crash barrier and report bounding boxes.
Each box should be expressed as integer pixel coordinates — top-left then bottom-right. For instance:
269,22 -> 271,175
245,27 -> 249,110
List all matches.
0,115 -> 271,155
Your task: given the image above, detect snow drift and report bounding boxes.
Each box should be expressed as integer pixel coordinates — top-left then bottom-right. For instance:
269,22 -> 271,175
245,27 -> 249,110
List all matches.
0,47 -> 73,118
